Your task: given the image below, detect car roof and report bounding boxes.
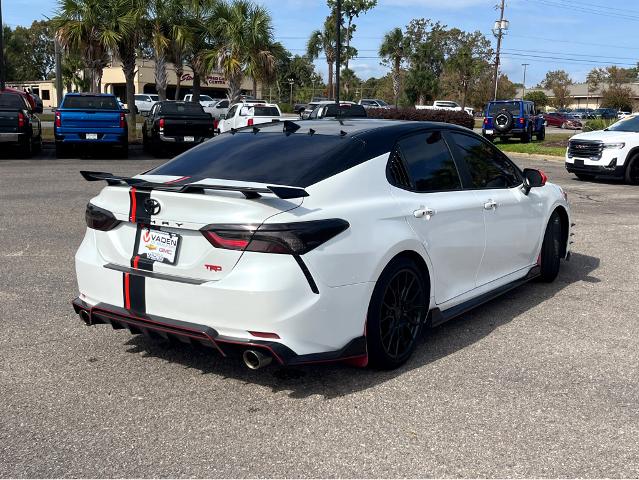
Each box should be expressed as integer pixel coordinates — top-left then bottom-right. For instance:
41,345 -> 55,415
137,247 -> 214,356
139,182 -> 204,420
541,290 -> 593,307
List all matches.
253,118 -> 471,140
65,93 -> 116,97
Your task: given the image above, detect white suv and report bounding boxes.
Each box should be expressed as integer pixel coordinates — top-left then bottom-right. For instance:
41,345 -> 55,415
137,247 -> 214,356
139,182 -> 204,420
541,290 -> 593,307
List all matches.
566,114 -> 639,184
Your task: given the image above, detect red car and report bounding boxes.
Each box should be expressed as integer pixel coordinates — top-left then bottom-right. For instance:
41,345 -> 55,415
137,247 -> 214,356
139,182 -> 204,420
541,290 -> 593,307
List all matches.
543,112 -> 582,129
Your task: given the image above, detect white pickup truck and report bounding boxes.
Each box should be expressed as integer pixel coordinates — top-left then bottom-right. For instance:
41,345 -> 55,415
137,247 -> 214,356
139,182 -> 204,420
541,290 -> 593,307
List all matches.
565,114 -> 639,184
218,103 -> 282,133
416,100 -> 474,116
183,94 -> 226,115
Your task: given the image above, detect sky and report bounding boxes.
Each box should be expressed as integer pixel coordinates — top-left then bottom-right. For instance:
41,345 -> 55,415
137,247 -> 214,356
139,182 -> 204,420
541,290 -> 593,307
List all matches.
3,0 -> 639,87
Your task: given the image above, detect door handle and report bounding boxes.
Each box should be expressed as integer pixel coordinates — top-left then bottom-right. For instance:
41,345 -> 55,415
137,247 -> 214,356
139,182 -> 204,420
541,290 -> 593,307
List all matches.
413,207 -> 435,218
483,200 -> 498,210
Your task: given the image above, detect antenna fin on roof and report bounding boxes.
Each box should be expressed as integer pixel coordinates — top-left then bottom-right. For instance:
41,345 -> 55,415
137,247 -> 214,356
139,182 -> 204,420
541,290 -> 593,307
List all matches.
252,126 -> 260,134
283,120 -> 301,135
308,128 -> 316,136
340,130 -> 347,137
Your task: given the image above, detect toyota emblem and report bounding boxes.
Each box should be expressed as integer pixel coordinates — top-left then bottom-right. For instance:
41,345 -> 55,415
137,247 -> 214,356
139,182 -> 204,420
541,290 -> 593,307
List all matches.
144,198 -> 161,215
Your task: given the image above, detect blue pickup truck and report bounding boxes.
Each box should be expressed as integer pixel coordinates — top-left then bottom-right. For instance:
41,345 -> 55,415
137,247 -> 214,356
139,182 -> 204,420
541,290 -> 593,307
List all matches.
54,93 -> 129,157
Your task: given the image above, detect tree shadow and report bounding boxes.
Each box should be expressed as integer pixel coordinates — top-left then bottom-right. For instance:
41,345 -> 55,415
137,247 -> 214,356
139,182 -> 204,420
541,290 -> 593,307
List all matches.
123,252 -> 600,399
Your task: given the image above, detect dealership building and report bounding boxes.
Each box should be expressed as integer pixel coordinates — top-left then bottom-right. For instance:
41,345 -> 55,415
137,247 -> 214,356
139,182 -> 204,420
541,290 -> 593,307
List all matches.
6,59 -> 256,108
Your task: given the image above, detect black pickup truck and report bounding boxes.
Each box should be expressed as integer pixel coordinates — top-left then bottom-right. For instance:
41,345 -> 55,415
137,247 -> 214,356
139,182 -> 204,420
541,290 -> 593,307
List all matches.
142,101 -> 215,156
0,88 -> 42,157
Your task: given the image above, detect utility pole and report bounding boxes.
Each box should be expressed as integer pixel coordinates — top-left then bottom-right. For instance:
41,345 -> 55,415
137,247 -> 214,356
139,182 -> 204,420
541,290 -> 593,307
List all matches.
522,63 -> 529,98
54,38 -> 63,106
0,0 -> 5,91
492,0 -> 508,101
288,78 -> 294,106
335,0 -> 341,104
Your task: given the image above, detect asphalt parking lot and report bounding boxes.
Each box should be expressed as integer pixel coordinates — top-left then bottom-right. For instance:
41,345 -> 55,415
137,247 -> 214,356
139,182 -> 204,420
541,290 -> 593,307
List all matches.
1,147 -> 638,478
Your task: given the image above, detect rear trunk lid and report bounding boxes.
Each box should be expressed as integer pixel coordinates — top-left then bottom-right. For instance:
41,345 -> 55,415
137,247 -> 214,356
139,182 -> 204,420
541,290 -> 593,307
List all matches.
162,115 -> 214,137
90,176 -> 303,282
60,110 -> 121,129
0,109 -> 19,133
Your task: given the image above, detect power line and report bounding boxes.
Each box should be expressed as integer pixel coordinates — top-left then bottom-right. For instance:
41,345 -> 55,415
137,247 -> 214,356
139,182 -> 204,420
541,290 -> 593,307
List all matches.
503,48 -> 639,62
554,0 -> 639,15
530,0 -> 639,22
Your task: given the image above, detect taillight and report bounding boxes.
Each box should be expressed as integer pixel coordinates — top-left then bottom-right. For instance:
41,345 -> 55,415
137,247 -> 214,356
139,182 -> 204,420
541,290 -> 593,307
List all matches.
17,112 -> 25,128
55,111 -> 61,128
483,118 -> 488,125
159,118 -> 165,129
519,117 -> 525,124
119,112 -> 126,128
201,219 -> 349,255
248,118 -> 254,126
85,203 -> 121,231
539,170 -> 548,186
214,118 -> 219,130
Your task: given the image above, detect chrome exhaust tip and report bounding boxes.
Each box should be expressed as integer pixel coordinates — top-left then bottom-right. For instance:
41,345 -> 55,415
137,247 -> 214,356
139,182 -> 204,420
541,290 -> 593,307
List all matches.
242,349 -> 272,370
79,310 -> 91,325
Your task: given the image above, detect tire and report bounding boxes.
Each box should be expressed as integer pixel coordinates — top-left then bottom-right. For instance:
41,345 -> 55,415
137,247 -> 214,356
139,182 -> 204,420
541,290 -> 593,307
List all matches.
561,122 -> 567,129
366,257 -> 429,369
575,173 -> 595,181
536,126 -> 546,141
483,135 -> 495,143
624,154 -> 639,185
521,127 -> 532,143
538,212 -> 562,283
117,139 -> 129,159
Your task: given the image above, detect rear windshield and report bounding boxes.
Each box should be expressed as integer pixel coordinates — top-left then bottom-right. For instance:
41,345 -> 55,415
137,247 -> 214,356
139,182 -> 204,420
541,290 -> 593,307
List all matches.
324,104 -> 367,118
159,102 -> 205,114
62,95 -> 119,110
0,93 -> 25,109
487,102 -> 521,116
148,132 -> 367,187
247,106 -> 280,117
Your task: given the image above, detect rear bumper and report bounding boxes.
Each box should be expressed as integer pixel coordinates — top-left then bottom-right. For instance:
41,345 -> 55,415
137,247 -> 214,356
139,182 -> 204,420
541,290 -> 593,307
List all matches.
55,130 -> 127,144
72,297 -> 367,366
565,161 -> 625,178
158,134 -> 212,143
0,132 -> 23,143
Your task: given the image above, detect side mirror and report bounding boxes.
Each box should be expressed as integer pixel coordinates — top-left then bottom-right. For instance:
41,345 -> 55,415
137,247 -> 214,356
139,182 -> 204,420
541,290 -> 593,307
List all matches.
219,114 -> 226,120
522,168 -> 547,194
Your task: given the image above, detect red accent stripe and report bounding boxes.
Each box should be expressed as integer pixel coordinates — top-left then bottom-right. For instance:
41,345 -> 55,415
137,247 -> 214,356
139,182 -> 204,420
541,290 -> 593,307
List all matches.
165,176 -> 191,184
133,255 -> 140,269
129,187 -> 137,223
124,273 -> 131,309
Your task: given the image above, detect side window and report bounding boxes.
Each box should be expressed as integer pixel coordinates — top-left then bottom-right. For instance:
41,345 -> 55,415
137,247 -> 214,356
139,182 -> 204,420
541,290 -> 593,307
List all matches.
226,105 -> 238,118
218,100 -> 229,108
396,131 -> 462,192
449,133 -> 522,189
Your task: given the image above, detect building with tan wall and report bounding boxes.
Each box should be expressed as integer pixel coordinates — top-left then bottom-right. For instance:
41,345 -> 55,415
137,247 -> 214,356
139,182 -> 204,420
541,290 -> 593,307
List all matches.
517,82 -> 639,111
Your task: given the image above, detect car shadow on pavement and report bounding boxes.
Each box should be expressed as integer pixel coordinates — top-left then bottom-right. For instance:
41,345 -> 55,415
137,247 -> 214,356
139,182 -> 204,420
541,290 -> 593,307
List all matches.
123,252 -> 600,399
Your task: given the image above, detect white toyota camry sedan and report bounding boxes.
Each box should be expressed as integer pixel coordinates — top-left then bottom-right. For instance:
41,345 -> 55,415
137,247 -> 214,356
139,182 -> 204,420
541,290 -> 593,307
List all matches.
73,119 -> 571,370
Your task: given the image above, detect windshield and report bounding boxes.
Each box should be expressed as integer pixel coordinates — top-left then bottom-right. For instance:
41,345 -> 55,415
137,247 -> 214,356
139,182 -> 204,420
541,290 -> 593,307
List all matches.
62,95 -> 119,110
200,95 -> 214,101
376,99 -> 388,106
607,116 -> 639,132
487,102 -> 521,116
148,132 -> 367,187
149,95 -> 159,101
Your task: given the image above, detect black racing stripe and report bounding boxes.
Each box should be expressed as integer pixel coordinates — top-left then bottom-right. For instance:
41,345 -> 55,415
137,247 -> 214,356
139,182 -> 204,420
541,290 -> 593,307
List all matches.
128,275 -> 146,313
134,190 -> 152,224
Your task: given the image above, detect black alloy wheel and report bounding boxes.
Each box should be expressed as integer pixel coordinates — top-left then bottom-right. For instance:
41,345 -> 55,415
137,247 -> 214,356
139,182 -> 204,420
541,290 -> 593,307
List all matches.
367,258 -> 428,369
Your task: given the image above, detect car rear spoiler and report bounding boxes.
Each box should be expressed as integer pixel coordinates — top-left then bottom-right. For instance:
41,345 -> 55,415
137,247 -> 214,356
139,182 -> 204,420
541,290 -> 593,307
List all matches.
80,171 -> 309,200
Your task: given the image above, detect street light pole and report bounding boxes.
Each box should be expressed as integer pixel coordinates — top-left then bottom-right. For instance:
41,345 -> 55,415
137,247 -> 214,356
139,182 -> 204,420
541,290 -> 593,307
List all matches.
522,63 -> 529,98
335,0 -> 341,104
288,78 -> 294,106
0,0 -> 5,91
492,0 -> 507,101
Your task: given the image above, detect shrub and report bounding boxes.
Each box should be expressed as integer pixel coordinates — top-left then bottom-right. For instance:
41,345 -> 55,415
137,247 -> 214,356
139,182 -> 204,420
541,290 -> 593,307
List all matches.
278,103 -> 294,114
583,118 -> 616,132
366,107 -> 475,129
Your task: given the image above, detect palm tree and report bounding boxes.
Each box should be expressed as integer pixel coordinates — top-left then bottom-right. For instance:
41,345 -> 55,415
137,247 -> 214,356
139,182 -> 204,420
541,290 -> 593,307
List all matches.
55,0 -> 122,93
209,0 -> 277,103
379,27 -> 408,108
147,0 -> 178,100
307,18 -> 337,100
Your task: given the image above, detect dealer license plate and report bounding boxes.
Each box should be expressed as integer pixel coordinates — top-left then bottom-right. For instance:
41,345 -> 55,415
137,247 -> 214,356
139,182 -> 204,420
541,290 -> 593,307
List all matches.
184,136 -> 195,142
86,133 -> 98,140
137,228 -> 181,265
